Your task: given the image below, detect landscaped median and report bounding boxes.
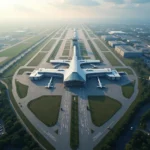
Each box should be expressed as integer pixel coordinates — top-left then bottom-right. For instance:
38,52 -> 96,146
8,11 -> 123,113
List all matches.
79,41 -> 88,57
28,52 -> 47,66
88,96 -> 122,126
47,40 -> 63,62
18,68 -> 35,75
122,81 -> 135,99
103,52 -> 122,66
94,39 -> 109,51
41,39 -> 56,52
87,40 -> 102,61
28,96 -> 61,127
15,80 -> 28,99
70,96 -> 79,149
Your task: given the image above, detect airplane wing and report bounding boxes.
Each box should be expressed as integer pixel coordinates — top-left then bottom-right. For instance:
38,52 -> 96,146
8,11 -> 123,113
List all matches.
50,60 -> 70,65
29,68 -> 66,80
83,68 -> 121,79
79,60 -> 100,65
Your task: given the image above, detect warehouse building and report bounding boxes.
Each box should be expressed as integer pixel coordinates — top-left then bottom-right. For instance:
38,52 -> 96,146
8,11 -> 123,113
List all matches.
108,41 -> 127,48
101,35 -> 119,41
115,45 -> 143,58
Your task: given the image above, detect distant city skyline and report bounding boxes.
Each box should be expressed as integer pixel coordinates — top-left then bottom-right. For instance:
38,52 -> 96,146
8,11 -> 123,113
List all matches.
0,0 -> 150,22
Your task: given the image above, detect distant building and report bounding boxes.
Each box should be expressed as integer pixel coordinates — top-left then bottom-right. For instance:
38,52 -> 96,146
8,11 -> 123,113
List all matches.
101,35 -> 119,41
127,39 -> 141,44
115,45 -> 143,58
109,31 -> 126,35
108,41 -> 127,48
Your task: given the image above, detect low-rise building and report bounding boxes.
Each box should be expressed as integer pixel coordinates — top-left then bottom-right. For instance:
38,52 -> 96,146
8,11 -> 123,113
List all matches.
101,35 -> 119,41
108,41 -> 127,48
115,45 -> 143,58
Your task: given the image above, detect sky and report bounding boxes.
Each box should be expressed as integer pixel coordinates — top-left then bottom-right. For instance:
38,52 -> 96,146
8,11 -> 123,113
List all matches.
0,0 -> 150,23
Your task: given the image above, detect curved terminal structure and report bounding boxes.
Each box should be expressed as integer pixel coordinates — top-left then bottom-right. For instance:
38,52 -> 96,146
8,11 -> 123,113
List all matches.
29,29 -> 122,87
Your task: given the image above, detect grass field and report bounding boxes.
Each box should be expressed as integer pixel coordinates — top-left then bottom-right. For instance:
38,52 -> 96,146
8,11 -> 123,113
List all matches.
28,96 -> 61,126
103,52 -> 122,66
28,52 -> 46,66
15,80 -> 28,98
1,36 -> 51,78
59,57 -> 69,59
94,39 -> 109,51
116,68 -> 133,75
0,29 -> 58,150
18,68 -> 35,75
0,35 -> 45,66
62,40 -> 71,56
79,41 -> 88,57
42,39 -> 56,51
62,50 -> 69,56
70,96 -> 79,149
122,82 -> 135,98
87,40 -> 102,61
3,78 -> 55,150
89,96 -> 121,126
47,40 -> 63,62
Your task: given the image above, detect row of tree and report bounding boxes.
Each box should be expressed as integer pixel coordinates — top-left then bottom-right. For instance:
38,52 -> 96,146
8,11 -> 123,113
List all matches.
98,58 -> 150,150
0,83 -> 42,150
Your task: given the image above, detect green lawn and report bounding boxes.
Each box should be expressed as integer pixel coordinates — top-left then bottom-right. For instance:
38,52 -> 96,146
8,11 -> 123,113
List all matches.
28,96 -> 61,127
79,41 -> 88,57
116,68 -> 133,75
42,39 -> 56,51
62,50 -> 69,56
89,96 -> 121,126
94,39 -> 109,51
0,35 -> 45,66
0,28 -> 58,150
18,68 -> 34,75
15,80 -> 28,99
28,52 -> 46,66
47,40 -> 63,62
59,57 -> 69,59
103,52 -> 122,66
87,40 -> 102,61
1,36 -> 51,78
70,96 -> 79,149
122,82 -> 135,98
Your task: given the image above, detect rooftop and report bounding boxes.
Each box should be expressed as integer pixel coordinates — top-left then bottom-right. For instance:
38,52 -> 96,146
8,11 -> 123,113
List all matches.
116,45 -> 142,53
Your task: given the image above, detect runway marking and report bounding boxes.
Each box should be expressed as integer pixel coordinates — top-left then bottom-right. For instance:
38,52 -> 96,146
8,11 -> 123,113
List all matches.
59,91 -> 70,135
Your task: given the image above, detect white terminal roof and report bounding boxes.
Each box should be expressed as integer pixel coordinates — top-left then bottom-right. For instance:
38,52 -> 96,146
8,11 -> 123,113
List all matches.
30,29 -> 121,83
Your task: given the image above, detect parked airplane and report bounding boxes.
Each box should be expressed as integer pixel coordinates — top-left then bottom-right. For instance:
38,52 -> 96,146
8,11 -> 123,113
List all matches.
45,77 -> 54,89
97,77 -> 106,88
90,64 -> 99,68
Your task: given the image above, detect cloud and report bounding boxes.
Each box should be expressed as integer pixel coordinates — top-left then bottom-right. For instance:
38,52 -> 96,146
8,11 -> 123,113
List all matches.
131,0 -> 150,3
49,0 -> 100,6
104,0 -> 150,4
65,0 -> 100,6
104,0 -> 124,4
13,4 -> 36,13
